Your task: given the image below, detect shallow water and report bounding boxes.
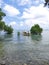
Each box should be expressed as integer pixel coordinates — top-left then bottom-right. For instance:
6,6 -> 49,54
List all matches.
0,31 -> 49,65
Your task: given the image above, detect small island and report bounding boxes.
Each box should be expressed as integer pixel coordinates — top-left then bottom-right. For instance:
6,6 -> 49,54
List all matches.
22,24 -> 43,36
30,24 -> 43,35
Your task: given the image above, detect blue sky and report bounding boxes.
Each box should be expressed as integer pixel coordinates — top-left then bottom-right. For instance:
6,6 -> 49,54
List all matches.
0,0 -> 49,31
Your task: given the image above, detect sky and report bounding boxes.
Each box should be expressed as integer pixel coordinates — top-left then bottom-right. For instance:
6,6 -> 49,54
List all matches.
0,0 -> 49,31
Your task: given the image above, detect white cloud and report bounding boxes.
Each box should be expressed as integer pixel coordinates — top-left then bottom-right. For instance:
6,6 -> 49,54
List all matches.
8,4 -> 49,30
9,21 -> 19,30
2,0 -> 49,30
9,21 -> 17,26
34,0 -> 44,4
3,4 -> 20,17
9,21 -> 30,31
22,4 -> 49,19
35,0 -> 39,3
9,21 -> 24,30
20,22 -> 23,26
21,4 -> 49,29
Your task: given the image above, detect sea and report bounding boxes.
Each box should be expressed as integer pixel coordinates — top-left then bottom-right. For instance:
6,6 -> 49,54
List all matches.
0,30 -> 49,65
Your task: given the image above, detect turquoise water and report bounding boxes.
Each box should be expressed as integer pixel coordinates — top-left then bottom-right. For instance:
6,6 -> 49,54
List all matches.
0,30 -> 49,65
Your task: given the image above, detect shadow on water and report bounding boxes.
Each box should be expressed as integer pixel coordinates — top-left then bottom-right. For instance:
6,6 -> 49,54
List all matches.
31,34 -> 42,41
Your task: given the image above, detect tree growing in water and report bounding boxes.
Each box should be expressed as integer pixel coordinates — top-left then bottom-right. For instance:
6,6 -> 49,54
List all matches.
4,25 -> 13,34
30,24 -> 43,35
0,8 -> 13,34
0,21 -> 5,30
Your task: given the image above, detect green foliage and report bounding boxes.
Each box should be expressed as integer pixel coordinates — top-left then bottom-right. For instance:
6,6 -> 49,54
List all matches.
4,25 -> 13,34
0,8 -> 13,34
0,8 -> 6,20
0,21 -> 5,30
17,32 -> 20,36
30,24 -> 43,35
44,0 -> 49,7
0,11 -> 6,17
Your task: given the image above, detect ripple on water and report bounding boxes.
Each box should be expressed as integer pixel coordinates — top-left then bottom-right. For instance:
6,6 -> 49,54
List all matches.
0,31 -> 49,65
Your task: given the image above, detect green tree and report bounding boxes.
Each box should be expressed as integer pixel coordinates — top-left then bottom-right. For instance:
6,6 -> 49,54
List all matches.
30,24 -> 43,35
4,25 -> 13,34
0,8 -> 6,31
0,8 -> 13,34
0,8 -> 6,21
0,21 -> 5,30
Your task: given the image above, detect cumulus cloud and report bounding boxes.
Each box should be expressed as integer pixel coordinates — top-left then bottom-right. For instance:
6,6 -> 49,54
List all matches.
8,4 -> 49,30
3,4 -> 20,17
9,21 -> 24,30
21,4 -> 49,29
9,21 -> 19,30
9,21 -> 29,31
22,4 -> 49,19
9,21 -> 17,26
2,0 -> 49,30
34,0 -> 45,4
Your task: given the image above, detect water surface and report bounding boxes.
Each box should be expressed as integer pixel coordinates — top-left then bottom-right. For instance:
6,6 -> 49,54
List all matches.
0,31 -> 49,65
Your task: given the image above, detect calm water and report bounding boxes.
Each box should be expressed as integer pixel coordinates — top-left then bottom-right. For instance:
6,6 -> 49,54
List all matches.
0,30 -> 49,65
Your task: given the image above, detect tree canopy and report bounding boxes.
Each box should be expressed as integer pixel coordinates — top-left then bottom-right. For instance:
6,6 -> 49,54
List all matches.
4,25 -> 13,34
44,0 -> 49,7
0,8 -> 13,34
0,21 -> 5,30
0,8 -> 6,21
30,24 -> 43,35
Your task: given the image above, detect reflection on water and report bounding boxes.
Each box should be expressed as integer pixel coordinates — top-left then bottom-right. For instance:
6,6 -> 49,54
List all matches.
4,34 -> 13,38
4,34 -> 13,41
0,31 -> 49,65
0,42 -> 5,58
31,35 -> 42,41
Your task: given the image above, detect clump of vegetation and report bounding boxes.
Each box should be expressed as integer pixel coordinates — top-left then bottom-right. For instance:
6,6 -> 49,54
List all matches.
0,8 -> 13,34
44,0 -> 49,7
0,8 -> 6,21
30,24 -> 43,35
0,21 -> 5,30
4,25 -> 13,34
17,32 -> 20,36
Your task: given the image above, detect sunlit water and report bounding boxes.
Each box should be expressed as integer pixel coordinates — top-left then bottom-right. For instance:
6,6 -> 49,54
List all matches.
0,30 -> 49,65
